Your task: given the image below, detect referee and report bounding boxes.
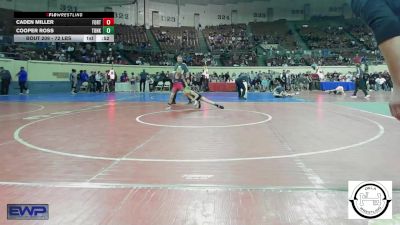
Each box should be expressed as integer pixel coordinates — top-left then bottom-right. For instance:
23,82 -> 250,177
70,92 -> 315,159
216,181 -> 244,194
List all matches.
351,65 -> 370,98
351,0 -> 400,119
235,73 -> 250,99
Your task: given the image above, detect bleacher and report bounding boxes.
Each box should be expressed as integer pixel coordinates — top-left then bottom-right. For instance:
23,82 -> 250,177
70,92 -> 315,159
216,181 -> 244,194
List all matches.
0,8 -> 13,35
296,19 -> 363,51
0,8 -> 385,67
250,20 -> 298,50
203,24 -> 252,52
115,25 -> 151,50
151,26 -> 199,52
344,19 -> 376,50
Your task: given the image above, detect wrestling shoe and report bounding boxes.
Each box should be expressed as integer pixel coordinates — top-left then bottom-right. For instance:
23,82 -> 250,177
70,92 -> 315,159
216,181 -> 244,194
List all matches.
216,104 -> 224,109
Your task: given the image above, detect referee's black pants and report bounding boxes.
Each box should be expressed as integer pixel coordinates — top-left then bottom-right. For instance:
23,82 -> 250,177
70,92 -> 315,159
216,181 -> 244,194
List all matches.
140,79 -> 146,92
235,80 -> 245,98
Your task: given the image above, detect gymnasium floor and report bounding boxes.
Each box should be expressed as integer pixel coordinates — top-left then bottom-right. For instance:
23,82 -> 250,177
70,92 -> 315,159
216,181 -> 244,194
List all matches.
0,91 -> 399,225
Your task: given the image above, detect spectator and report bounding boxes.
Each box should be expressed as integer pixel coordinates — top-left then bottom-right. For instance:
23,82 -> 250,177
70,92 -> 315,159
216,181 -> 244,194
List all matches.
130,73 -> 136,91
16,67 -> 29,95
367,74 -> 376,91
88,71 -> 96,92
81,70 -> 89,83
0,67 -> 12,95
261,76 -> 270,92
120,71 -> 129,82
375,75 -> 386,91
102,73 -> 110,93
69,69 -> 78,94
95,71 -> 102,92
108,69 -> 117,92
310,73 -> 320,91
139,69 -> 148,92
162,71 -> 173,90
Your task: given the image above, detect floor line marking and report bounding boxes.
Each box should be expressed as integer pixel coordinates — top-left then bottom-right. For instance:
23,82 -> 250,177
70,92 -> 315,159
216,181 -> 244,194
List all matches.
333,102 -> 395,120
101,189 -> 137,224
14,103 -> 161,162
0,181 -> 399,192
136,109 -> 272,128
0,103 -> 45,118
0,140 -> 16,147
14,107 -> 385,162
10,99 -> 386,162
86,133 -> 160,182
269,124 -> 325,188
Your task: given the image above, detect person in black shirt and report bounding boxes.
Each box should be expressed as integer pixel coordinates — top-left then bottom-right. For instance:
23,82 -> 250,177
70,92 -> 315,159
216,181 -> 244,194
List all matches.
0,67 -> 12,95
235,73 -> 250,99
139,69 -> 148,92
88,71 -> 96,92
368,74 -> 376,91
351,0 -> 400,119
281,70 -> 288,91
351,66 -> 370,98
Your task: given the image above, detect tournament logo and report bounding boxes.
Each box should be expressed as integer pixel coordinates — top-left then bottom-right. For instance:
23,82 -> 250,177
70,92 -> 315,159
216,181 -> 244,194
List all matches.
348,181 -> 392,219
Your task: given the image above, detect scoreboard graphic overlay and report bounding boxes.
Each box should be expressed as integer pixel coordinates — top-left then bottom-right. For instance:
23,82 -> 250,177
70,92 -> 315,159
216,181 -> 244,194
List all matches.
14,12 -> 114,43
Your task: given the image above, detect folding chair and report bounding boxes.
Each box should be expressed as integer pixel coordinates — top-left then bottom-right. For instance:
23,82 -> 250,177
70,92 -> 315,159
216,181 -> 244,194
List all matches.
80,82 -> 89,92
163,81 -> 171,91
155,81 -> 164,91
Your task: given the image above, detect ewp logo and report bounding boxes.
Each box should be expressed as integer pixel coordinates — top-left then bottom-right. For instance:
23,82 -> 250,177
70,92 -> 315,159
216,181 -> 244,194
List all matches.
7,204 -> 49,220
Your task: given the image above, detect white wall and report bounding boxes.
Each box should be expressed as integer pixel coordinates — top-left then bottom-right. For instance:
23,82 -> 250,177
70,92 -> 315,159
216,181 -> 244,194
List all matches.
0,0 -> 48,11
112,5 -> 136,25
2,0 -> 350,27
0,0 -> 16,10
137,0 -> 146,27
141,0 -> 348,27
147,0 -> 178,27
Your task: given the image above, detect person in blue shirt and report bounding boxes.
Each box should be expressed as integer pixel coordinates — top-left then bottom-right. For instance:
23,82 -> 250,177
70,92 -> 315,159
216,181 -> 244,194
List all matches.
120,71 -> 128,82
78,70 -> 89,92
351,0 -> 400,120
81,70 -> 89,83
16,67 -> 29,94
